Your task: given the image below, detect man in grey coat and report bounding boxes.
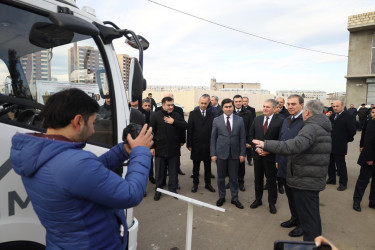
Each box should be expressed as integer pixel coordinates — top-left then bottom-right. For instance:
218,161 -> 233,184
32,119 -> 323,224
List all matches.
211,98 -> 246,209
253,100 -> 332,241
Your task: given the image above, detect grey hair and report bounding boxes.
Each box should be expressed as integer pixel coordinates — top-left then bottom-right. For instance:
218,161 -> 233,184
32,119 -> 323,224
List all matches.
304,100 -> 324,115
211,96 -> 219,102
265,99 -> 277,108
288,94 -> 304,104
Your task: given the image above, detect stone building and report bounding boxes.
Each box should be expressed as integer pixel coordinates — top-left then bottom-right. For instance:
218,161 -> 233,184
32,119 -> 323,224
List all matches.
346,11 -> 375,106
210,78 -> 260,90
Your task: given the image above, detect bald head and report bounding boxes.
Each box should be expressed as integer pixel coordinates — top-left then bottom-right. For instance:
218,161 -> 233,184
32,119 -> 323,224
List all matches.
164,93 -> 174,99
332,100 -> 344,114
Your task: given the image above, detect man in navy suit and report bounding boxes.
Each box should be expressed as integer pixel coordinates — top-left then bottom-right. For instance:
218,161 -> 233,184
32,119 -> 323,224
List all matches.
248,99 -> 284,214
210,98 -> 246,209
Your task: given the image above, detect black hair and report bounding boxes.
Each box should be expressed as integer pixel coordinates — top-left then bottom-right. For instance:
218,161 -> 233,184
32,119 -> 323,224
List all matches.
161,96 -> 173,104
39,88 -> 99,129
233,94 -> 242,100
221,98 -> 234,107
122,123 -> 143,144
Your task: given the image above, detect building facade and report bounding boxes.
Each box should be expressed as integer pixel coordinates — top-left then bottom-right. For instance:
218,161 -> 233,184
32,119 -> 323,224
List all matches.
275,90 -> 326,100
346,11 -> 375,106
210,78 -> 260,90
117,54 -> 132,88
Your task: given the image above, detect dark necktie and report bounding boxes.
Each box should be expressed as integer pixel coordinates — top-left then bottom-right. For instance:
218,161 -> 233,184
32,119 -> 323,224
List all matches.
226,116 -> 231,135
202,110 -> 205,117
334,114 -> 338,120
263,116 -> 269,135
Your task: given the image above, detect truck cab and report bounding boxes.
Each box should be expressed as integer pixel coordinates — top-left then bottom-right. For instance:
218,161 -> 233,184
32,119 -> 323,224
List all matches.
0,0 -> 147,249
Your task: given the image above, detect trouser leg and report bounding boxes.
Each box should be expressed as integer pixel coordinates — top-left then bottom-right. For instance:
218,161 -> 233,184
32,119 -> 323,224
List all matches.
327,154 -> 336,182
192,160 -> 201,186
253,159 -> 264,201
149,156 -> 154,179
335,154 -> 348,185
203,159 -> 212,185
228,158 -> 239,201
246,147 -> 252,164
293,189 -> 321,241
353,165 -> 373,202
216,158 -> 227,199
238,161 -> 245,185
285,182 -> 298,222
167,156 -> 179,192
264,161 -> 277,205
155,157 -> 166,190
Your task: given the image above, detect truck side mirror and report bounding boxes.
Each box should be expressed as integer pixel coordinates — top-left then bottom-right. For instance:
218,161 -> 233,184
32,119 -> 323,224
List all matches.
128,58 -> 146,101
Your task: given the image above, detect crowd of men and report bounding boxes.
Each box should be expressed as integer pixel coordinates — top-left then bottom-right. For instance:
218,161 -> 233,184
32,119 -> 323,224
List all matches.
127,92 -> 375,241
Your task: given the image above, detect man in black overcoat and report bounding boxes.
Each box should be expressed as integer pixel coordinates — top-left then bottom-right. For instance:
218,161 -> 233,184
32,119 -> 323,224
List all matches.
326,100 -> 356,191
187,95 -> 216,193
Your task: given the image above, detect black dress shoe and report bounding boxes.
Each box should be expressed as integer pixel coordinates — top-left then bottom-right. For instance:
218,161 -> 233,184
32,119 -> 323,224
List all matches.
288,226 -> 303,237
225,183 -> 230,189
278,184 -> 284,194
280,218 -> 298,228
178,170 -> 185,175
177,184 -> 181,190
263,183 -> 269,190
269,204 -> 277,214
239,184 -> 246,192
250,200 -> 262,209
211,174 -> 215,179
149,177 -> 155,184
190,174 -> 194,178
231,200 -> 244,209
326,179 -> 336,185
369,202 -> 375,209
154,192 -> 161,201
191,185 -> 198,193
337,185 -> 347,191
205,184 -> 216,192
216,198 -> 226,206
248,161 -> 253,166
353,201 -> 361,212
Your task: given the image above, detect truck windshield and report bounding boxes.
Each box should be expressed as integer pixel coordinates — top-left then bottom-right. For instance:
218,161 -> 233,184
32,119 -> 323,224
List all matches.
0,3 -> 113,146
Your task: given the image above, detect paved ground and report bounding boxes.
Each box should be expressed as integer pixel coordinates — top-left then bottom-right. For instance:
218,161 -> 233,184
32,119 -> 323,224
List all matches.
135,132 -> 375,250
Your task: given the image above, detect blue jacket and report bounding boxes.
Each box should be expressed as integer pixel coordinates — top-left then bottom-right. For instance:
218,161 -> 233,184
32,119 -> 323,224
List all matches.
10,133 -> 151,250
276,115 -> 303,179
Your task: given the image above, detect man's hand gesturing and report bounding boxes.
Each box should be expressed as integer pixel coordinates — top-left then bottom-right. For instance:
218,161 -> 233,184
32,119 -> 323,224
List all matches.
127,124 -> 154,149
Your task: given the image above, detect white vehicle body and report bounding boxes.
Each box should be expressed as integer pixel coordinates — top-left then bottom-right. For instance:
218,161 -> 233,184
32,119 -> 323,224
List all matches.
0,0 -> 145,249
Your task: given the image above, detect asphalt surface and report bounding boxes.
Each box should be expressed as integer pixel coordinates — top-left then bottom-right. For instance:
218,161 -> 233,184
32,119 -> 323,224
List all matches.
135,132 -> 375,250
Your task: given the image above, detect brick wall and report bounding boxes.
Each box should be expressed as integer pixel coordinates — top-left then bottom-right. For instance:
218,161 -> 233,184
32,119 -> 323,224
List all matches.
348,11 -> 375,27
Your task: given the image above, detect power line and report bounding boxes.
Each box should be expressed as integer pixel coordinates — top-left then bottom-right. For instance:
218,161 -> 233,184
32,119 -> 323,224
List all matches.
147,0 -> 348,58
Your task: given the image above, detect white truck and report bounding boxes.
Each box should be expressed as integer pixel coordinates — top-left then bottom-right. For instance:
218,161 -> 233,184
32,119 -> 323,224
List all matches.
0,0 -> 148,249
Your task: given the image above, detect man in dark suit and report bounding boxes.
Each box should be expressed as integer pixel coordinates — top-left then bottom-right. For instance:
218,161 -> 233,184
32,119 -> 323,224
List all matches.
187,95 -> 216,193
130,99 -> 145,126
248,99 -> 284,214
150,97 -> 187,201
140,98 -> 155,184
233,95 -> 254,191
353,109 -> 375,211
211,98 -> 246,209
277,97 -> 290,118
326,100 -> 356,191
211,96 -> 223,116
242,96 -> 256,166
147,93 -> 157,111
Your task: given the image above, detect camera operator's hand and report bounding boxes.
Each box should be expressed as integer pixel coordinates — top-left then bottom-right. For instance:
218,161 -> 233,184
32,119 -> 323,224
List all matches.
127,124 -> 153,149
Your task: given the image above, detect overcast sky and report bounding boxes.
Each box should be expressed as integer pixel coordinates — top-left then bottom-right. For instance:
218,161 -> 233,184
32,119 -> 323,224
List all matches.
78,0 -> 374,93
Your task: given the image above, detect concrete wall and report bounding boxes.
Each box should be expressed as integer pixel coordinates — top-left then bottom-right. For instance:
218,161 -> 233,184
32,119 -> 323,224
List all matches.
143,89 -> 333,114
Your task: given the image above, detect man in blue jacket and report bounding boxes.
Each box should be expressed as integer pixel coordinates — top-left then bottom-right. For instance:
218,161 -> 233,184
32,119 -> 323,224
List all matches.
10,88 -> 153,250
276,95 -> 304,237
